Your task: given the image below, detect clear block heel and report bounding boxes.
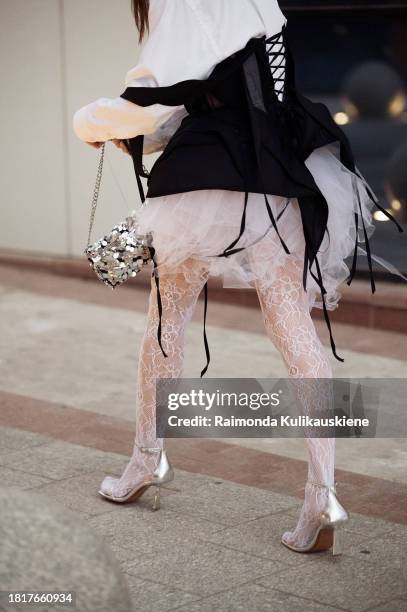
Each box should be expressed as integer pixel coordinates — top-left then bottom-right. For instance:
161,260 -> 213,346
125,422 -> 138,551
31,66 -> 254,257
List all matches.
152,486 -> 161,512
98,446 -> 174,509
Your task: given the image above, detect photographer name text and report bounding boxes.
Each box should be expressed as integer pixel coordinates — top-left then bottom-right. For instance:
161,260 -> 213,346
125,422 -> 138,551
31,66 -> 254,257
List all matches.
167,415 -> 370,428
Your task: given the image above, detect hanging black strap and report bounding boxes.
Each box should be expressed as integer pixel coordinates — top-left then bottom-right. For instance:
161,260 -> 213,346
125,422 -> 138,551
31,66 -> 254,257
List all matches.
372,199 -> 404,232
312,255 -> 344,363
125,136 -> 149,203
242,50 -> 291,257
347,171 -> 404,290
264,194 -> 290,254
354,168 -> 403,290
302,244 -> 309,292
217,198 -> 292,259
150,250 -> 167,359
347,212 -> 359,287
200,281 -> 211,378
218,191 -> 249,257
354,168 -> 404,233
125,137 -> 169,360
354,177 -> 376,294
136,172 -> 146,204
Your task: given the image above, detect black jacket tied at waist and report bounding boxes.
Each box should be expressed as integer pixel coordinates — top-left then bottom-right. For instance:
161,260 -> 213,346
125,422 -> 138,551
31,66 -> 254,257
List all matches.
121,25 -> 403,374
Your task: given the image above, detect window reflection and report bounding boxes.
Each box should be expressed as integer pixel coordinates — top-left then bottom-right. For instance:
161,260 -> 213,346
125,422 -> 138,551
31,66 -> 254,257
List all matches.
282,1 -> 407,275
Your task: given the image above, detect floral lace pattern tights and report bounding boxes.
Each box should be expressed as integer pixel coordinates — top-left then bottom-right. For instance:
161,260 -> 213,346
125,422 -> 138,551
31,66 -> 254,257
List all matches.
101,256 -> 334,549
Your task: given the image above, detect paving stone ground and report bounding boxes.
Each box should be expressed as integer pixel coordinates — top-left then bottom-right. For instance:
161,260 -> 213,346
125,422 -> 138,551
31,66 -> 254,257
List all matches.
1,427 -> 406,612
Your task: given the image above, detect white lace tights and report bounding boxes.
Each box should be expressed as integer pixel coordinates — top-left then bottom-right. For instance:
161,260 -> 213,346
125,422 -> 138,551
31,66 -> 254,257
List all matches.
255,258 -> 335,548
101,257 -> 334,549
100,260 -> 208,498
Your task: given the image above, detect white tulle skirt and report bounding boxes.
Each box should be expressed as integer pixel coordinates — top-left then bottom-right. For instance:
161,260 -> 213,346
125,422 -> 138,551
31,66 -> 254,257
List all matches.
136,144 -> 377,312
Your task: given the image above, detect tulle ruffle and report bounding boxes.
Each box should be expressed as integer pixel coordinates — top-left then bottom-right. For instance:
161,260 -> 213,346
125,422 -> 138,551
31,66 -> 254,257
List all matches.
136,143 -> 377,311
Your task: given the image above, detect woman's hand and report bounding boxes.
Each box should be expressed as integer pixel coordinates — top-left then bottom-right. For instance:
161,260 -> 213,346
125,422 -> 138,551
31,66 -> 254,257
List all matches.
85,139 -> 129,155
86,141 -> 104,149
111,139 -> 130,155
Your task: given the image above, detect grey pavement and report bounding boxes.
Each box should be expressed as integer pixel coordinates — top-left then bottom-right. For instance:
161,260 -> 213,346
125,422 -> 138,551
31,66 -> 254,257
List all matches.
0,426 -> 406,612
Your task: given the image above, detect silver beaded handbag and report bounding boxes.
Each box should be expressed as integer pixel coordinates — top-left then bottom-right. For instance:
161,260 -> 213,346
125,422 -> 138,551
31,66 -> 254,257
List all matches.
84,143 -> 154,289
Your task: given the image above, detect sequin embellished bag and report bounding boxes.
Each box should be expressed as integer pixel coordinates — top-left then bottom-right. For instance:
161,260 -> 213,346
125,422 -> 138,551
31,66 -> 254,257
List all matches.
84,143 -> 154,289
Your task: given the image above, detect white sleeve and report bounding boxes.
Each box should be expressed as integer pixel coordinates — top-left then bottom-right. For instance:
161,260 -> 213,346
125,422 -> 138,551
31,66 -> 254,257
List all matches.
73,0 -> 220,144
142,107 -> 189,154
73,95 -> 180,143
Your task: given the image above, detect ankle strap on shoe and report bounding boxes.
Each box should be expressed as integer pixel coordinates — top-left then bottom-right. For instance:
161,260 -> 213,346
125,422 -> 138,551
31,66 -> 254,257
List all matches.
307,481 -> 337,493
137,445 -> 162,455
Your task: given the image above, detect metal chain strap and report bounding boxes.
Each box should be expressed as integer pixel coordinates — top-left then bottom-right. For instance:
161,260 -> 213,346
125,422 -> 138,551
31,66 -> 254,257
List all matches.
86,142 -> 106,247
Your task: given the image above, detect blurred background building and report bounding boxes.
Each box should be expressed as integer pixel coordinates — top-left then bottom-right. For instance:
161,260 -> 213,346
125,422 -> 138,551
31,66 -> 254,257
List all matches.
284,0 -> 407,275
1,0 -> 407,276
0,0 -> 141,259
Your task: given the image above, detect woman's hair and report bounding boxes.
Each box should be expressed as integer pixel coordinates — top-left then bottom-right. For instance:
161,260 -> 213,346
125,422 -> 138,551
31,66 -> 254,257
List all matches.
131,0 -> 150,42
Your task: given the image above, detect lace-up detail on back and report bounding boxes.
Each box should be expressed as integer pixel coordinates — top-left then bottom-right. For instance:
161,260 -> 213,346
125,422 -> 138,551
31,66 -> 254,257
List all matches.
265,30 -> 286,102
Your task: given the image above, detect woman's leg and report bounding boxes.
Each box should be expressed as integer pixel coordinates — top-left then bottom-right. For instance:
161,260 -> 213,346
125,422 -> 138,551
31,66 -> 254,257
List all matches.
255,258 -> 335,548
100,259 -> 208,497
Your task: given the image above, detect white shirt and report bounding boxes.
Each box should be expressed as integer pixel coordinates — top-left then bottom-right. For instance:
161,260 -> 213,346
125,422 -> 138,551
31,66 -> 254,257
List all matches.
73,0 -> 286,143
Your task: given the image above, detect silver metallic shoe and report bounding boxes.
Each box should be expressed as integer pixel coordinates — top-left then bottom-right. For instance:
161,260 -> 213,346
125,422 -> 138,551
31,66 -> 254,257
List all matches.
98,446 -> 174,510
281,482 -> 349,555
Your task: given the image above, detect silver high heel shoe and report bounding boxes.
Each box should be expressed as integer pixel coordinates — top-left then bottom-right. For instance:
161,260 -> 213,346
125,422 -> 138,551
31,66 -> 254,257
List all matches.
98,446 -> 174,511
281,482 -> 349,555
